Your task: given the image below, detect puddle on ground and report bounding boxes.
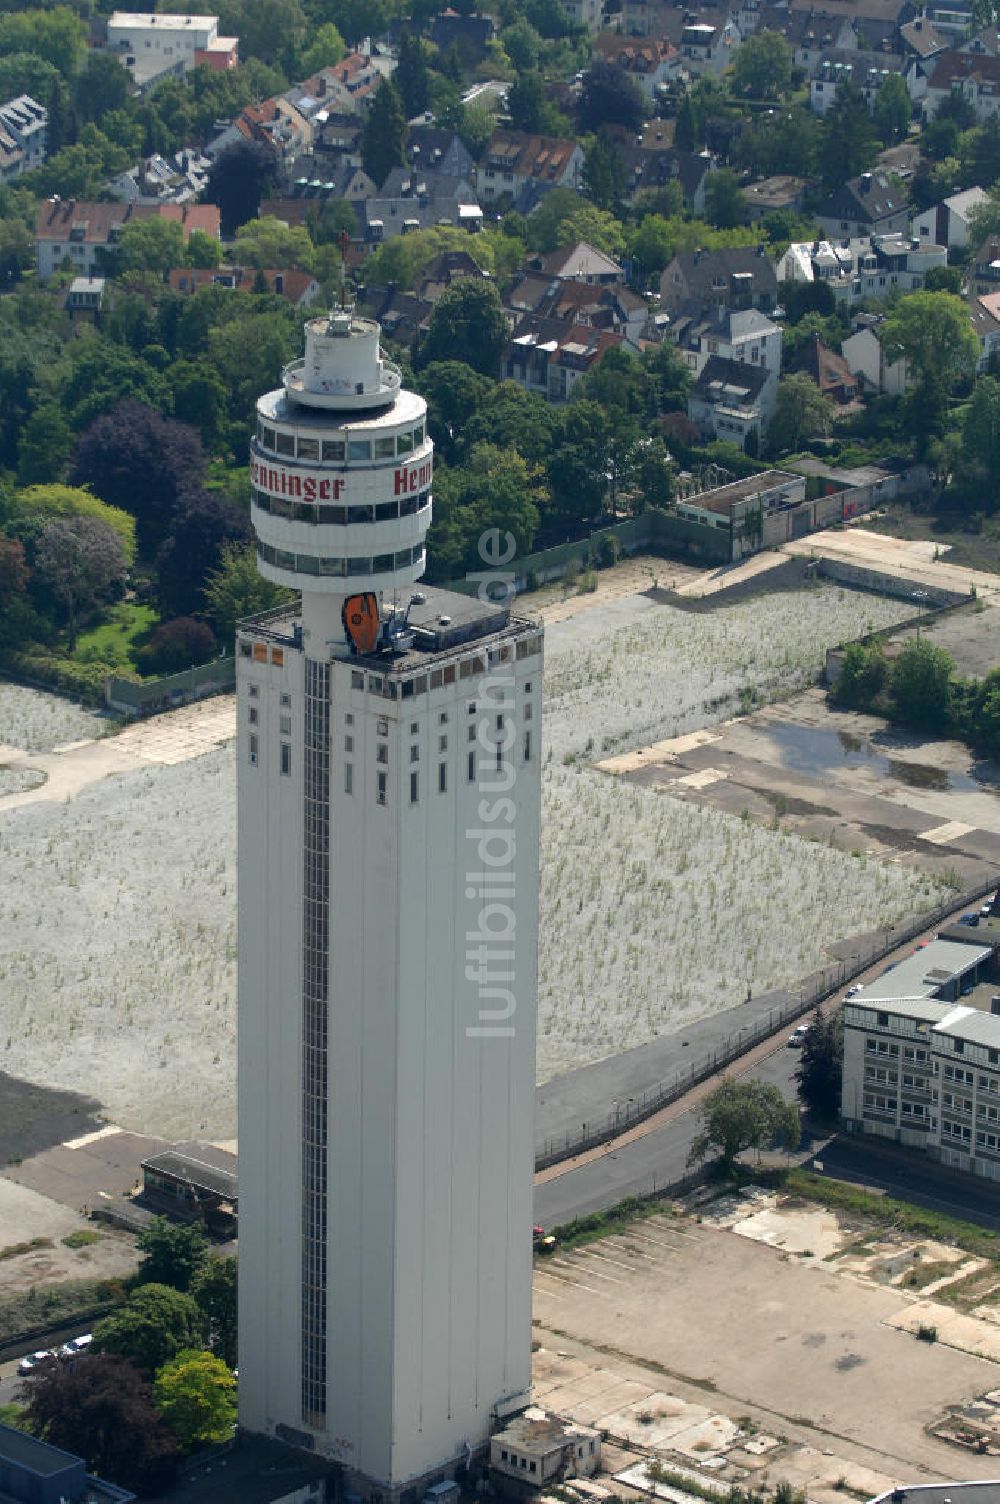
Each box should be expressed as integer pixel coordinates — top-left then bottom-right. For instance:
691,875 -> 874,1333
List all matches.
757,721 -> 989,795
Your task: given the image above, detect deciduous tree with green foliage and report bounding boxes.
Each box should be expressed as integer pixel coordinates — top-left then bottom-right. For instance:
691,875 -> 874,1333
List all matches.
704,168 -> 749,229
191,1255 -> 238,1368
204,541 -> 294,643
688,1078 -> 800,1172
833,640 -> 887,709
417,280 -> 509,378
205,138 -> 277,237
880,290 -> 979,449
93,1284 -> 208,1376
153,1349 -> 237,1449
767,373 -> 835,456
890,637 -> 955,732
873,72 -> 911,145
731,29 -> 792,98
136,1216 -> 208,1292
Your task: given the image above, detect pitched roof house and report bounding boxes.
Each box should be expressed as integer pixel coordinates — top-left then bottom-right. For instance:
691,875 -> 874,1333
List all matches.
659,244 -> 778,313
477,130 -> 583,203
814,169 -> 910,238
35,198 -> 220,280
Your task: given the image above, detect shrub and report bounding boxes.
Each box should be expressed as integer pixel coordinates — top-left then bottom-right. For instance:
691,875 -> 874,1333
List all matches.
135,618 -> 217,677
594,532 -> 622,569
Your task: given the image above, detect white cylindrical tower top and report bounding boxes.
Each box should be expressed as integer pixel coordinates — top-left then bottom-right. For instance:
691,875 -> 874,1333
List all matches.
249,309 -> 433,626
283,308 -> 402,413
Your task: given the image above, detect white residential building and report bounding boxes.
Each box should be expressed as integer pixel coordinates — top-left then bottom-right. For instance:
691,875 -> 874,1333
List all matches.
0,95 -> 47,180
106,11 -> 238,85
777,234 -> 947,305
841,318 -> 910,393
842,927 -> 1000,1181
238,309 -> 543,1497
912,186 -> 990,249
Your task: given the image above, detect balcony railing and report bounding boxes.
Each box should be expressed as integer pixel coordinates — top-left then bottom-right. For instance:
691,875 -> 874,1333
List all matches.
282,359 -> 402,409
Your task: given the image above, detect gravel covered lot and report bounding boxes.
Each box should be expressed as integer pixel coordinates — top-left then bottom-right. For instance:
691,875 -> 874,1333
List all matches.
0,684 -> 110,753
0,583 -> 940,1134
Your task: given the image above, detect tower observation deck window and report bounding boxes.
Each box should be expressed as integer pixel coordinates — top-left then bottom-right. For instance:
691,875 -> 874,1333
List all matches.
348,440 -> 371,461
322,440 -> 345,462
374,436 -> 395,459
276,432 -> 295,456
297,437 -> 319,461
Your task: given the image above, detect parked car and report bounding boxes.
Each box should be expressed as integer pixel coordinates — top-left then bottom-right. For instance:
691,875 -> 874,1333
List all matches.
60,1333 -> 92,1360
981,897 -> 995,917
845,984 -> 862,998
18,1350 -> 55,1376
959,913 -> 980,927
788,1024 -> 810,1047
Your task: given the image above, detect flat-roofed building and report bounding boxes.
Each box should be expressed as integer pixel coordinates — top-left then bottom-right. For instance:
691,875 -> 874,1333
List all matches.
841,921 -> 1000,1179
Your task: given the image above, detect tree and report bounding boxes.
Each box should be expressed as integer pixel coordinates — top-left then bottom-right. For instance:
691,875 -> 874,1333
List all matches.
9,484 -> 136,562
0,8 -> 87,80
416,360 -> 492,460
362,78 -> 406,190
873,72 -> 911,145
582,129 -> 626,212
205,138 -> 277,237
961,373 -> 1000,491
153,1349 -> 236,1449
191,1255 -> 238,1368
890,637 -> 955,732
880,291 -> 979,443
136,617 -> 218,674
299,21 -> 346,76
156,490 -> 252,618
578,60 -> 645,133
19,1354 -> 178,1495
232,216 -> 315,271
688,1078 -> 800,1172
417,281 -> 509,378
33,517 -> 126,650
674,92 -> 698,152
795,1009 -> 844,1120
546,399 -> 610,526
17,406 -> 73,486
819,82 -> 878,191
525,186 -> 626,258
73,49 -> 131,122
71,402 -> 208,557
204,541 -> 293,643
507,68 -> 546,134
118,217 -> 186,276
395,29 -> 429,118
704,168 -> 749,229
767,374 -> 836,455
833,640 -> 887,709
732,29 -> 792,99
427,444 -> 544,581
93,1283 -> 208,1375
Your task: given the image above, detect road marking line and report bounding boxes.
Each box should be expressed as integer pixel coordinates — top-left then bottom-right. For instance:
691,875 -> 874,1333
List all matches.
551,1258 -> 626,1286
61,1125 -> 122,1150
578,1249 -> 639,1273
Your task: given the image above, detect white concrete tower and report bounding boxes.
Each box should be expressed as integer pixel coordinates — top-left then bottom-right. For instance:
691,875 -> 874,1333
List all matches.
236,309 -> 543,1496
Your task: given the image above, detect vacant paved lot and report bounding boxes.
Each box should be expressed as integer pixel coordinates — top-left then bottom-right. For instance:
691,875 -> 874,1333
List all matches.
533,1208 -> 999,1481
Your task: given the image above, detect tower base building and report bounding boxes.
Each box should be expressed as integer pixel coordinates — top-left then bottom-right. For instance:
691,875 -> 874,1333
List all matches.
236,310 -> 543,1496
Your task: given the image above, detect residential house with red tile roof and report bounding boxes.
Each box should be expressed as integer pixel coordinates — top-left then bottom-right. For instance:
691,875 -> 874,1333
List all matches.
167,265 -> 322,304
477,130 -> 583,203
35,198 -> 220,280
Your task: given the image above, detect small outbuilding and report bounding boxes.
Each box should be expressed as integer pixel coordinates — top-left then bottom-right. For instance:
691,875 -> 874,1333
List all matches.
490,1408 -> 601,1493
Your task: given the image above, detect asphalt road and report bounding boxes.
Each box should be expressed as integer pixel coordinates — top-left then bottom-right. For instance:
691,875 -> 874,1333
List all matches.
535,896 -> 1000,1229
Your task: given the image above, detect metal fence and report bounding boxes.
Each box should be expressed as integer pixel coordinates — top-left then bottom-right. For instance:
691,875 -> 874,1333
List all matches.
535,877 -> 999,1172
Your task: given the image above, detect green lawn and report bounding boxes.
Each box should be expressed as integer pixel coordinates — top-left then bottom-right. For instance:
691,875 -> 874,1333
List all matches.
74,603 -> 158,674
